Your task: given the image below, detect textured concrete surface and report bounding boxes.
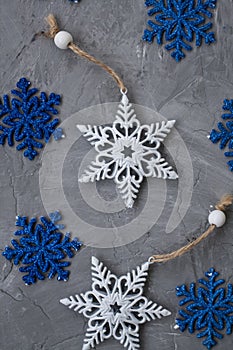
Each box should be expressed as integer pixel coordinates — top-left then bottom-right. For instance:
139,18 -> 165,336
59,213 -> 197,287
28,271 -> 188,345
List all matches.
1,1 -> 233,349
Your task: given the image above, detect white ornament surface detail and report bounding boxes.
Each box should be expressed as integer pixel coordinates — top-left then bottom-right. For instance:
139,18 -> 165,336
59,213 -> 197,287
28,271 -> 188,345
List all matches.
60,256 -> 171,350
77,93 -> 178,208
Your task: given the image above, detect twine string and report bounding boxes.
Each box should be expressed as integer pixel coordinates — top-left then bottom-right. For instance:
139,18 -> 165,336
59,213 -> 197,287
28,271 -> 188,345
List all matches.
149,194 -> 233,264
45,14 -> 126,92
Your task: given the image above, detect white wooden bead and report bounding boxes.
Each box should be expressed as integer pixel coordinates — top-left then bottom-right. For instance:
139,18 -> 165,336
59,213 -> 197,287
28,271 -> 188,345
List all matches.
208,210 -> 226,227
54,31 -> 73,50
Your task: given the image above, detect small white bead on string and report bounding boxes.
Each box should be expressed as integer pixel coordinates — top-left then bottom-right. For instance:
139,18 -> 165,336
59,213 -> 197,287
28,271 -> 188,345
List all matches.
208,209 -> 226,228
54,31 -> 73,50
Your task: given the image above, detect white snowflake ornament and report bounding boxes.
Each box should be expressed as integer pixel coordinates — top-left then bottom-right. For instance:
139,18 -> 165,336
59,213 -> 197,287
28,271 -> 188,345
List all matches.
77,91 -> 178,208
60,256 -> 171,350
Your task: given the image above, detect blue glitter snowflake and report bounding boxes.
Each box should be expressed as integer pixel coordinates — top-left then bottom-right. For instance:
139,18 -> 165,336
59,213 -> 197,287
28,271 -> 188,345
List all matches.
143,0 -> 217,61
209,99 -> 233,171
2,211 -> 82,285
176,268 -> 233,349
0,78 -> 61,160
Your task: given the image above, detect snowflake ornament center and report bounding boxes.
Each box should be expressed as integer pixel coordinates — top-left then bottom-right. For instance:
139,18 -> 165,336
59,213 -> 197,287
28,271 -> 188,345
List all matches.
60,256 -> 171,350
110,302 -> 122,315
111,138 -> 144,168
77,92 -> 178,208
121,145 -> 135,159
100,294 -> 131,324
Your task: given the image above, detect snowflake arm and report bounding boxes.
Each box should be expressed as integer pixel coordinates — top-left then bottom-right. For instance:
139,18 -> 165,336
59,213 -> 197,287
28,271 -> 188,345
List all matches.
115,164 -> 143,208
149,120 -> 176,142
115,93 -> 139,128
176,268 -> 233,349
221,99 -> 233,119
129,296 -> 171,322
77,124 -> 113,147
60,257 -> 117,314
209,122 -> 233,150
65,301 -> 113,350
82,319 -> 112,350
0,78 -> 61,160
117,261 -> 150,299
145,156 -> 178,179
116,321 -> 140,350
79,158 -> 118,183
2,212 -> 82,285
137,120 -> 178,180
143,0 -> 217,61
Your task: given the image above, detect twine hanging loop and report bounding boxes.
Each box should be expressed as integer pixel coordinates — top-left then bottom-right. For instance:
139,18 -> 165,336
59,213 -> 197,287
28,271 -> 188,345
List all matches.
44,14 -> 127,92
149,194 -> 233,264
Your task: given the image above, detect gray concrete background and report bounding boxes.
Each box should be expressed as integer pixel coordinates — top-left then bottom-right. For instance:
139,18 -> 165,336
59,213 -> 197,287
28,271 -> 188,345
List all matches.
0,0 -> 233,349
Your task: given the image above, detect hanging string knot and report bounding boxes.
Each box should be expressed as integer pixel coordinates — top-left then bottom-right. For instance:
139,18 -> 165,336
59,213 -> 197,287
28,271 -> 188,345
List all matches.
214,194 -> 233,212
44,14 -> 60,38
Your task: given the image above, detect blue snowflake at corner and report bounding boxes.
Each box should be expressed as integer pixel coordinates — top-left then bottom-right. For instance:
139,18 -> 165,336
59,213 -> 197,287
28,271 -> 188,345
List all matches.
2,211 -> 82,285
209,99 -> 233,171
0,77 -> 62,160
143,0 -> 217,62
176,268 -> 233,349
